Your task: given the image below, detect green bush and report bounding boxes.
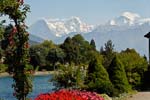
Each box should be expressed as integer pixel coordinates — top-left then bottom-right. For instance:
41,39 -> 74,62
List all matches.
52,63 -> 85,89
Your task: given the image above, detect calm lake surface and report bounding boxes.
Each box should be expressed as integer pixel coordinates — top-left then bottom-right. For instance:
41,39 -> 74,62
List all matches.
0,75 -> 55,100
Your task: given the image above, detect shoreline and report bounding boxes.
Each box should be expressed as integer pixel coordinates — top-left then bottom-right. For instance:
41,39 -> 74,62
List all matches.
0,71 -> 54,77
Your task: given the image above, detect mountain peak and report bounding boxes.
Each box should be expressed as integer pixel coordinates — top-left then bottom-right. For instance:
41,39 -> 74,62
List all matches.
29,17 -> 94,38
121,12 -> 140,21
70,16 -> 82,23
107,12 -> 141,26
46,17 -> 94,37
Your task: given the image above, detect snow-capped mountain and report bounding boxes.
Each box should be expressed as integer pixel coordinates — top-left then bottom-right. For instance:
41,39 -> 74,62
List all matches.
84,22 -> 150,55
28,17 -> 94,40
28,19 -> 57,41
107,12 -> 140,26
47,16 -> 94,37
84,12 -> 150,56
107,12 -> 150,26
29,12 -> 150,56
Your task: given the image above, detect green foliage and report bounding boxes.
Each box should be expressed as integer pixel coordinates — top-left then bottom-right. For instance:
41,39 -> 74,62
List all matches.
118,48 -> 148,89
41,40 -> 55,49
30,45 -> 48,67
61,36 -> 80,64
60,34 -> 93,65
90,39 -> 96,50
101,40 -> 116,70
46,48 -> 65,67
0,0 -> 148,98
53,63 -> 85,89
85,54 -> 113,95
29,47 -> 41,69
29,40 -> 57,70
108,56 -> 131,96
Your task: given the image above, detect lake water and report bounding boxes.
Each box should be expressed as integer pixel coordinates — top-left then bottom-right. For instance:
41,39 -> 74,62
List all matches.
0,75 -> 55,100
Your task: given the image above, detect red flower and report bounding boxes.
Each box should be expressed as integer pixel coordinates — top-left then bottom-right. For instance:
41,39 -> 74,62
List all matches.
35,89 -> 104,100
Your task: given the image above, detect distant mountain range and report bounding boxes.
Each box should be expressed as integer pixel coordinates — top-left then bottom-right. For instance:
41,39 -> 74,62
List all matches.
28,17 -> 94,40
28,12 -> 150,56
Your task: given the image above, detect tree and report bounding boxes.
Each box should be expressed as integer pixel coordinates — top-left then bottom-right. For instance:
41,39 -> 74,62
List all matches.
104,40 -> 114,53
0,0 -> 32,100
29,47 -> 41,70
71,34 -> 90,64
53,63 -> 85,89
46,47 -> 65,70
60,37 -> 77,64
108,56 -> 131,95
41,40 -> 55,49
118,48 -> 148,89
61,34 -> 93,65
29,40 -> 56,70
101,40 -> 115,70
90,39 -> 96,50
85,55 -> 113,95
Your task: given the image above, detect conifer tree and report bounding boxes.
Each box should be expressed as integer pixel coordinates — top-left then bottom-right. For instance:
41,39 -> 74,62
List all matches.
101,40 -> 115,70
108,56 -> 131,95
90,39 -> 96,50
86,55 -> 113,95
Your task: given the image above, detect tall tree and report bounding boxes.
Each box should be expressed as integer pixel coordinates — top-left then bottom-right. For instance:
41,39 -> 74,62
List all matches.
46,48 -> 65,69
61,34 -> 93,65
0,0 -> 32,100
86,55 -> 113,95
108,56 -> 131,95
29,40 -> 56,68
101,40 -> 115,70
60,37 -> 77,64
29,47 -> 41,69
90,39 -> 96,50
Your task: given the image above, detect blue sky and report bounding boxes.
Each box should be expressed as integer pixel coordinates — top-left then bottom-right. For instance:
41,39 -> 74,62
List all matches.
25,0 -> 150,26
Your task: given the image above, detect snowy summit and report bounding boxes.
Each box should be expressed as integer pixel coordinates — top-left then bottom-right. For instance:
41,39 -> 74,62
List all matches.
108,12 -> 141,26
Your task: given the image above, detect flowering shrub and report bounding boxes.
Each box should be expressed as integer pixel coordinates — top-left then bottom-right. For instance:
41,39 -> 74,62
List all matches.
35,89 -> 104,100
0,0 -> 32,99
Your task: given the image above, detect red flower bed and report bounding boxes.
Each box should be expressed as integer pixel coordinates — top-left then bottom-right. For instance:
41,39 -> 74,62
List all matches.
35,89 -> 104,100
